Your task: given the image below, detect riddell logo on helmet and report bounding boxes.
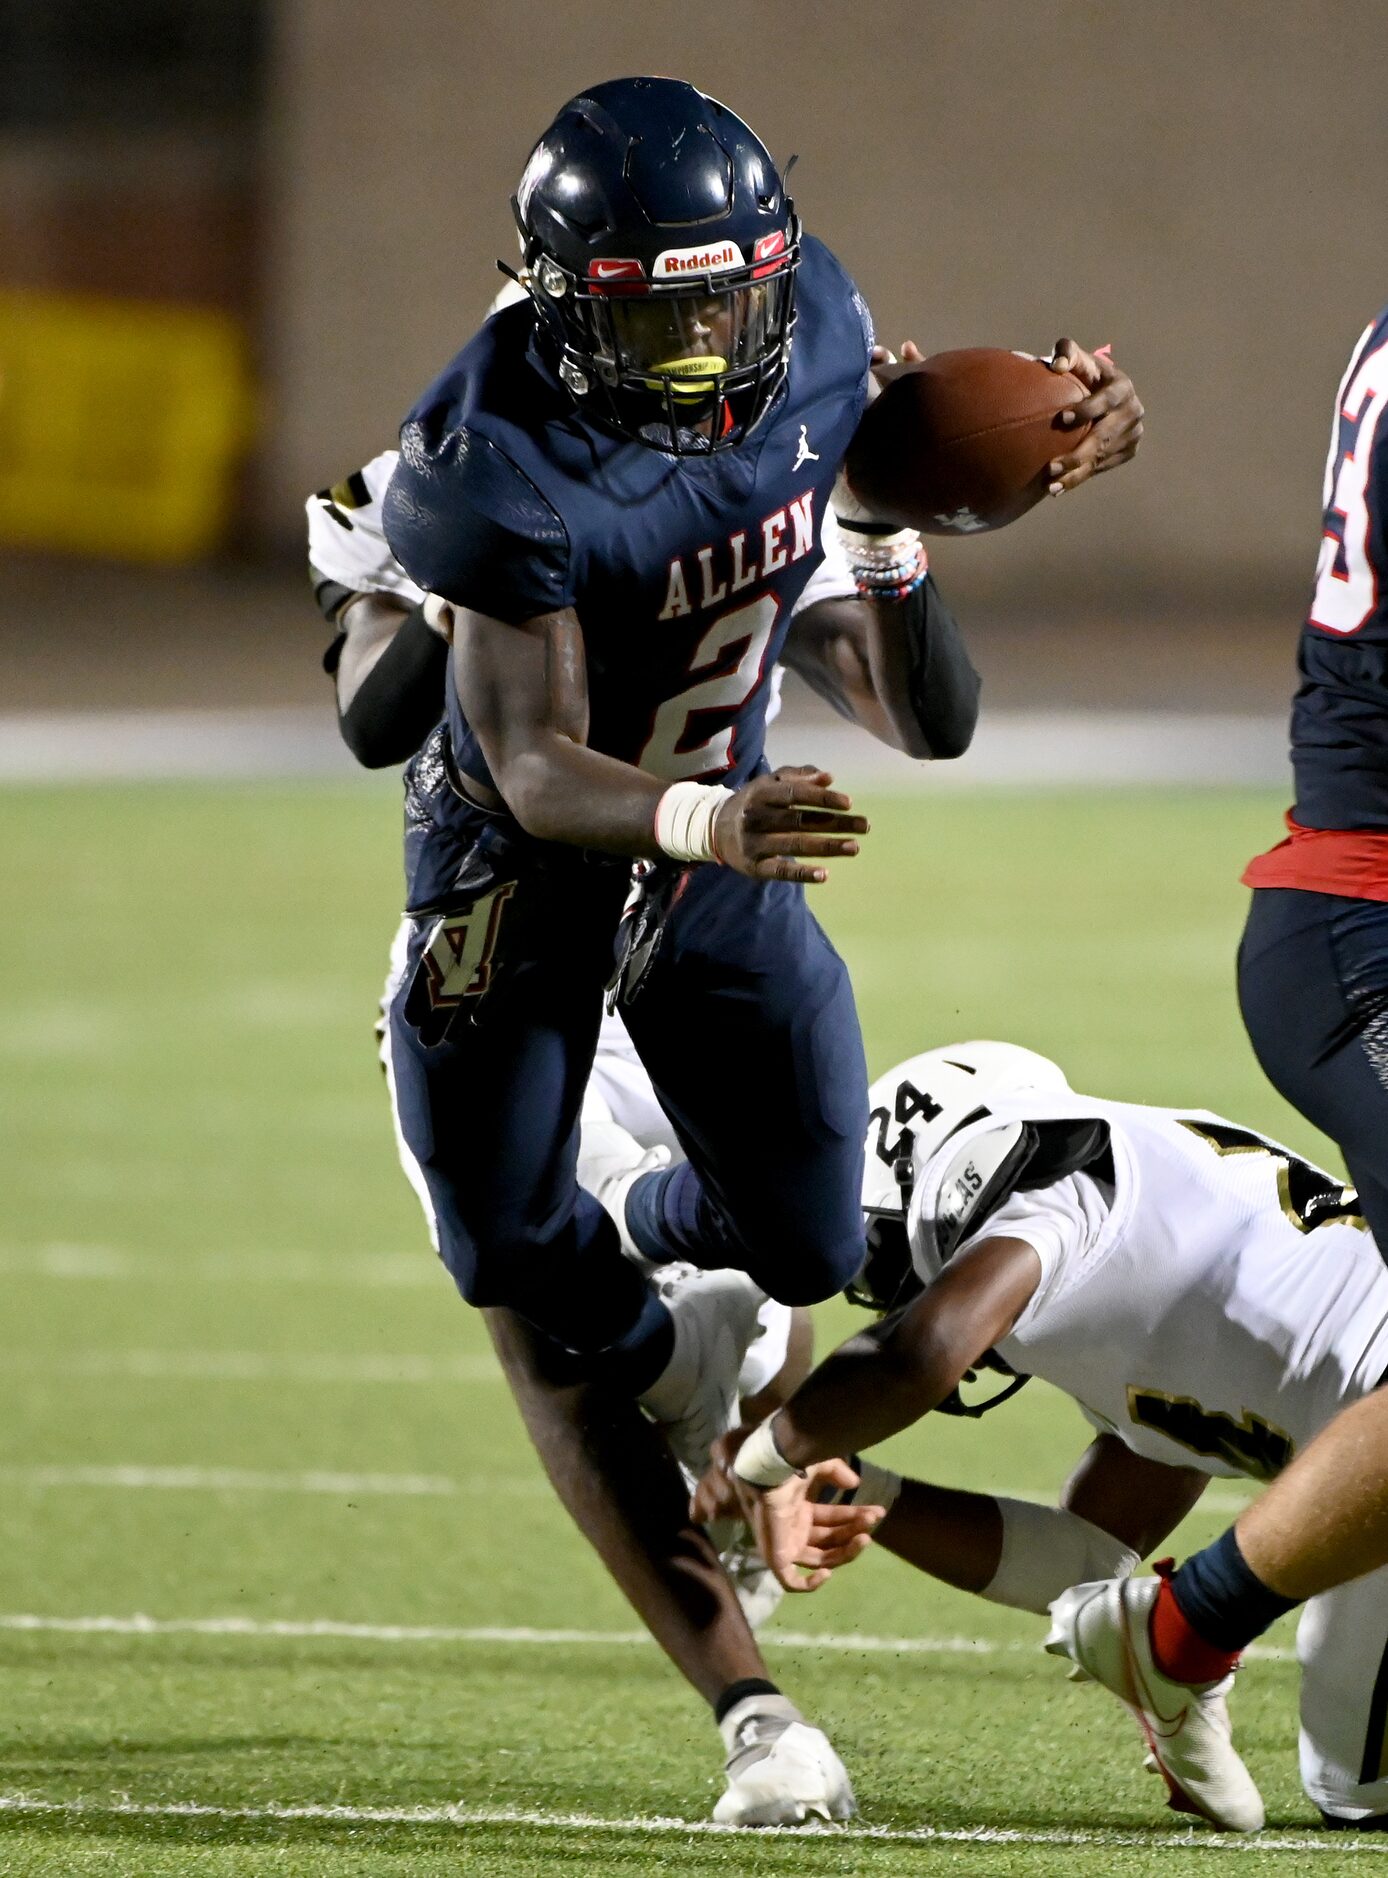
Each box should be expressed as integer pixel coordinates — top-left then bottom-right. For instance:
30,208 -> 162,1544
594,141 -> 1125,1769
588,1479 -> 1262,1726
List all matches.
652,243 -> 744,279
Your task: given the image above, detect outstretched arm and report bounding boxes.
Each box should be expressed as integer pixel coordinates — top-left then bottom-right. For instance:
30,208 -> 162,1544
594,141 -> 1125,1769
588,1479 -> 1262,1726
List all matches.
754,1235 -> 1041,1468
693,1236 -> 1042,1587
327,590 -> 451,769
863,1436 -> 1209,1611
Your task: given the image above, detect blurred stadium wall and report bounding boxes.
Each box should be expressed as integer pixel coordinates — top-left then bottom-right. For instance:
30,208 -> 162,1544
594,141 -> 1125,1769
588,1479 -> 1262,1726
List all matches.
1,0 -> 1386,724
265,0 -> 1388,607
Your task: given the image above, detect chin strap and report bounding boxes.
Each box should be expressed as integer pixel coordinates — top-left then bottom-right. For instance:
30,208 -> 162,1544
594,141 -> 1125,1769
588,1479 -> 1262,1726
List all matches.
935,1372 -> 1032,1419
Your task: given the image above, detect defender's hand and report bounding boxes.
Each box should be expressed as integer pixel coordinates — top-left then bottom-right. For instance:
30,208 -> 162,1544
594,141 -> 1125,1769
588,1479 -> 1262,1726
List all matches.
713,766 -> 868,885
755,1469 -> 881,1591
693,1434 -> 882,1591
1046,339 -> 1144,494
803,1491 -> 883,1564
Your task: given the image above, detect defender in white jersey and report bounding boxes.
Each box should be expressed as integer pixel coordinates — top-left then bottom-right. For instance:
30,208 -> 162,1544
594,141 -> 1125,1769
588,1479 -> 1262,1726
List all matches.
698,1042 -> 1388,1831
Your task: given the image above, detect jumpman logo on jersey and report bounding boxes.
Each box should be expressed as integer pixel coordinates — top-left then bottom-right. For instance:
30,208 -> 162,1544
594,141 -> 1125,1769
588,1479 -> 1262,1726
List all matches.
793,424 -> 820,471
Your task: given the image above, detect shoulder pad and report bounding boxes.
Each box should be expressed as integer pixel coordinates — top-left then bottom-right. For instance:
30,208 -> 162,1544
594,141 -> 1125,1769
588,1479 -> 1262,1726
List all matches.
384,420 -> 571,623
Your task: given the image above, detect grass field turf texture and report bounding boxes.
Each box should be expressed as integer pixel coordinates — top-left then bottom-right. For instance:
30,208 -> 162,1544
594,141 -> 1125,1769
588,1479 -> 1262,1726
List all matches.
3,779 -> 1380,1876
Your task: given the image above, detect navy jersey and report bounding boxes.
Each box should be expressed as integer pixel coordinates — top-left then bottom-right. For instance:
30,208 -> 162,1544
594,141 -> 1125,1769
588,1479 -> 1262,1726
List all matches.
383,237 -> 872,811
1291,307 -> 1388,830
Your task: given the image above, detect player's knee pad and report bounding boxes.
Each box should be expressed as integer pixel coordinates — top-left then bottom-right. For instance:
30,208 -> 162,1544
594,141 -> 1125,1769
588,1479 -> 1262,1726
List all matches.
430,1208 -> 538,1311
757,1228 -> 865,1307
435,1238 -> 500,1309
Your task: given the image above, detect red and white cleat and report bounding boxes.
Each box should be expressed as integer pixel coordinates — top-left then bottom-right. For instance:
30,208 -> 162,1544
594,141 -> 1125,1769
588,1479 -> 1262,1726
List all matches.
1045,1575 -> 1265,1833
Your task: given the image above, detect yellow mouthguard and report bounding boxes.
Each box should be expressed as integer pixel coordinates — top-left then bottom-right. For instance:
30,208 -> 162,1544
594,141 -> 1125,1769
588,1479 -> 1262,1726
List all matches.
642,355 -> 728,399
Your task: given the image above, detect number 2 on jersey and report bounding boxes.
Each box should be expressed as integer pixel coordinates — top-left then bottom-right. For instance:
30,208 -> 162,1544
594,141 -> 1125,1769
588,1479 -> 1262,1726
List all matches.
639,594 -> 779,781
1309,332 -> 1388,636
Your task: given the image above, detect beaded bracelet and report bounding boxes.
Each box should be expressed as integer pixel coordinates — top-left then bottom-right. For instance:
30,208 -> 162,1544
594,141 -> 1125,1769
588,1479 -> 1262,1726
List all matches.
847,529 -> 930,601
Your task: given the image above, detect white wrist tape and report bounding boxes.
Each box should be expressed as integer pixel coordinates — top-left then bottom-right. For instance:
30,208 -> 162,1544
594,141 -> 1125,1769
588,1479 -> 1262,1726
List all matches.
733,1415 -> 802,1489
654,781 -> 733,864
847,526 -> 922,560
982,1498 -> 1141,1615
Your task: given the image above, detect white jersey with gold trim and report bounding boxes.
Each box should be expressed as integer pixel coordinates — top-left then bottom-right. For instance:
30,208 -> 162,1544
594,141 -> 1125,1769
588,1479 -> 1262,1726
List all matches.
307,450 -> 429,606
919,1091 -> 1388,1481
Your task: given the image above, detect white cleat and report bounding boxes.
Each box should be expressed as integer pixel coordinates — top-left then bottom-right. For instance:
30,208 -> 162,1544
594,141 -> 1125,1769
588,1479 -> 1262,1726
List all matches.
639,1266 -> 765,1484
720,1539 -> 786,1632
713,1696 -> 856,1826
1045,1576 -> 1265,1833
737,1297 -> 794,1402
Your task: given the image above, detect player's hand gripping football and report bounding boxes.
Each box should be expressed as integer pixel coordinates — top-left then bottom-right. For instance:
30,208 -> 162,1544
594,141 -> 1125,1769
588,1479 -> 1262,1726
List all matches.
868,336 -> 1144,498
693,1430 -> 884,1592
713,766 -> 868,886
1044,338 -> 1144,494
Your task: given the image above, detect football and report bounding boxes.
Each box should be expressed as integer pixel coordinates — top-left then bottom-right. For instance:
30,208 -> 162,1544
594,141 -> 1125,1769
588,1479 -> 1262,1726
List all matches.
842,348 -> 1091,536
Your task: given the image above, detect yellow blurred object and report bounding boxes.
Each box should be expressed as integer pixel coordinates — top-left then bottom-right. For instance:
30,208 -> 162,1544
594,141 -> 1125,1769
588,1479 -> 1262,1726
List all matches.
0,291 -> 255,562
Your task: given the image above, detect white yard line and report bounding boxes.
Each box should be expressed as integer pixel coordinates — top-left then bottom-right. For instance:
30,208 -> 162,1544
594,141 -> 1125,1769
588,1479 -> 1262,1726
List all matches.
0,1610 -> 1294,1663
0,1464 -> 458,1496
0,707 -> 1290,787
0,1793 -> 1356,1850
0,1456 -> 1253,1517
0,1454 -> 1255,1524
0,1349 -> 500,1384
0,1243 -> 437,1286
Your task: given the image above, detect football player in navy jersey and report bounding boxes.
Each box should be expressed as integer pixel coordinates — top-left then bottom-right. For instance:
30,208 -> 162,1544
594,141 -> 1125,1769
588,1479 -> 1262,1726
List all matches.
377,75 -> 1142,1492
1241,309 -> 1388,1256
307,429 -> 901,1822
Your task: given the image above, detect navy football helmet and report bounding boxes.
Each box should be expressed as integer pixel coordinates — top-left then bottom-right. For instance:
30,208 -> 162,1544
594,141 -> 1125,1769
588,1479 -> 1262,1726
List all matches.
511,76 -> 800,454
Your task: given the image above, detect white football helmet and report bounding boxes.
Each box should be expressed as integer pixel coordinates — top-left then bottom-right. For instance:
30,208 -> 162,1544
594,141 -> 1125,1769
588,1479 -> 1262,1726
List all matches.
861,1041 -> 1070,1220
853,1042 -> 1071,1315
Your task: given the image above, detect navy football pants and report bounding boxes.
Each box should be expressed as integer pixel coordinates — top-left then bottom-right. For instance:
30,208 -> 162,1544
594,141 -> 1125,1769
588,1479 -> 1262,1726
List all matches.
1239,888 -> 1388,1255
387,846 -> 869,1359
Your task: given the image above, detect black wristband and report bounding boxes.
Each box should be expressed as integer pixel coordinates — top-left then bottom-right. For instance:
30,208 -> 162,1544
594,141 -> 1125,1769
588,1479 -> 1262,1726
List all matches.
835,515 -> 902,538
337,602 -> 448,769
312,575 -> 356,626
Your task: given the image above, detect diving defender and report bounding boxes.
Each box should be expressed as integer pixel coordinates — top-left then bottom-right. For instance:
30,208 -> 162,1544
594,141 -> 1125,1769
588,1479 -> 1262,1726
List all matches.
701,1042 -> 1388,1831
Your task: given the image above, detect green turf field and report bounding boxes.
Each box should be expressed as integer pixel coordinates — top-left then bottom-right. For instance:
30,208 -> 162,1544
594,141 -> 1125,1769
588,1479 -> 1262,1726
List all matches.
3,780 -> 1378,1876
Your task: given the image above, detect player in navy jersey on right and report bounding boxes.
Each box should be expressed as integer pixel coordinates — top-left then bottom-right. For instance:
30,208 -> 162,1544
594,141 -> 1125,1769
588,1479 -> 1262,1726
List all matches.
1242,309 -> 1388,1252
377,77 -> 1142,1483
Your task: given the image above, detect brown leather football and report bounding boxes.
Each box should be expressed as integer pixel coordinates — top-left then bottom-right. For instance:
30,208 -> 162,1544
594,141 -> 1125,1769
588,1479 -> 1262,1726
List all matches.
843,348 -> 1090,536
